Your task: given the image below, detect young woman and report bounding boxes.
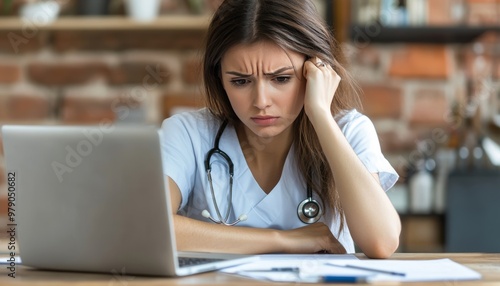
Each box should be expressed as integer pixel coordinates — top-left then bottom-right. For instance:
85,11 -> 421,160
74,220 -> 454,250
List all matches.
160,0 -> 401,258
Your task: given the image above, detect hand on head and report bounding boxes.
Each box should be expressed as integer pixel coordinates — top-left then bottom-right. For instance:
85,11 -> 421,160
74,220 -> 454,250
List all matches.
302,57 -> 342,119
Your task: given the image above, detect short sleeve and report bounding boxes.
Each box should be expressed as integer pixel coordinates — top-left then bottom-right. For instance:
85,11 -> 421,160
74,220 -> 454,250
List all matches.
339,111 -> 399,191
159,115 -> 197,210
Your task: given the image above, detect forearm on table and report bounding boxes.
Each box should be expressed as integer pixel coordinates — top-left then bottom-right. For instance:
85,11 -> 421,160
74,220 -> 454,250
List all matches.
309,111 -> 401,258
173,215 -> 282,254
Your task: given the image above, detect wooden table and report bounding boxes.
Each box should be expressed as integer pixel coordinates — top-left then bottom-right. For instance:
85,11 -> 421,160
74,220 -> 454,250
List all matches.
1,253 -> 499,285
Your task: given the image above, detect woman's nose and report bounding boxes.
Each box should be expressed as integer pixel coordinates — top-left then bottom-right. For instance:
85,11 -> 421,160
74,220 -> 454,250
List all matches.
253,82 -> 272,109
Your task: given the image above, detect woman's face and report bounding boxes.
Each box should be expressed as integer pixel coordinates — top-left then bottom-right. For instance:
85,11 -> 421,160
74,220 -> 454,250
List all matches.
220,40 -> 306,139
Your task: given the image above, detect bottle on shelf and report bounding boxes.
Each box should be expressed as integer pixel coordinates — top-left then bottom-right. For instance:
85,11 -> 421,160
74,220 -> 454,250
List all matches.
408,157 -> 435,214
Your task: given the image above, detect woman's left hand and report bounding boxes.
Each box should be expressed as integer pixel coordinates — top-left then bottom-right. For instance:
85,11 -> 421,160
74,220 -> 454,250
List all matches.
302,57 -> 341,119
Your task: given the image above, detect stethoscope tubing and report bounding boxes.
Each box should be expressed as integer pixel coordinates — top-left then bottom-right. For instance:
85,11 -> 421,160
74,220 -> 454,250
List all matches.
203,120 -> 322,225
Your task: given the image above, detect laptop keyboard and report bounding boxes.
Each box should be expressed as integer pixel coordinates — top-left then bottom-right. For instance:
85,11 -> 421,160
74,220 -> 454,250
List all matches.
178,257 -> 224,268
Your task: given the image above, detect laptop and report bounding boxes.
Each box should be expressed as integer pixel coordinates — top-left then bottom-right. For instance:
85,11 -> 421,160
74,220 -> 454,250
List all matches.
1,124 -> 256,276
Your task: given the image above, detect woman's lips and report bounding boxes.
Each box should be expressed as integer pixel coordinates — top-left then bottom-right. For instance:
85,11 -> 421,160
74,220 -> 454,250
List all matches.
251,116 -> 279,126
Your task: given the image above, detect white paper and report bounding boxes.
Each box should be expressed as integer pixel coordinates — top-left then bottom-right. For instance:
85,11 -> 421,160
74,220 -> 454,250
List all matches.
221,256 -> 482,283
221,254 -> 359,283
329,259 -> 482,282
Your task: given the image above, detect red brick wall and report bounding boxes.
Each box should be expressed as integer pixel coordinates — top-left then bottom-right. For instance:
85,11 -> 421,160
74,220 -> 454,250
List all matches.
0,29 -> 203,120
348,31 -> 500,182
343,0 -> 500,186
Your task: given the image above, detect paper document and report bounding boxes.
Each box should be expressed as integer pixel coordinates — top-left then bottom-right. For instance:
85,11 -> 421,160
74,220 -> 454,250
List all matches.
221,254 -> 359,283
328,258 -> 481,282
221,256 -> 482,283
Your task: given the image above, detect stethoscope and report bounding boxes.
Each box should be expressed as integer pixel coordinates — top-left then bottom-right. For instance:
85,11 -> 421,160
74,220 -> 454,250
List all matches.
201,120 -> 323,226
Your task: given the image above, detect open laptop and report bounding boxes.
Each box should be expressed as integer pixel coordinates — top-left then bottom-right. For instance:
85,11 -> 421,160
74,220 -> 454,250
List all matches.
1,125 -> 256,276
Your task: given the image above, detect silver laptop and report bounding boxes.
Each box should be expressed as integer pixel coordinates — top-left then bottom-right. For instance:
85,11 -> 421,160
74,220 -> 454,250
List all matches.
1,125 -> 256,276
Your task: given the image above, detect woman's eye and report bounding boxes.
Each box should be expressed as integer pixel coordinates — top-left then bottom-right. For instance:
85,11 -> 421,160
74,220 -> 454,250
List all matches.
230,79 -> 249,86
274,76 -> 291,84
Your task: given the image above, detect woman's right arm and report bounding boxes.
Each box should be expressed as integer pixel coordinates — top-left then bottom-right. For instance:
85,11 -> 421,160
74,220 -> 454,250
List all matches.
168,177 -> 346,254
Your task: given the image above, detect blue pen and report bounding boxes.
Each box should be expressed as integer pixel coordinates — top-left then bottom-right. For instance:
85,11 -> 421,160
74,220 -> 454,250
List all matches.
322,275 -> 370,283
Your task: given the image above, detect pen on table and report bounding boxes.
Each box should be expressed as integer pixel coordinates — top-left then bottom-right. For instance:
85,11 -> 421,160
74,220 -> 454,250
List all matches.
322,275 -> 371,283
320,275 -> 401,285
325,263 -> 406,277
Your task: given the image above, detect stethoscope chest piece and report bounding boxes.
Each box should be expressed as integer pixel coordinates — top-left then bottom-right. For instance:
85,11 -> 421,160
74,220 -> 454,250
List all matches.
297,197 -> 322,224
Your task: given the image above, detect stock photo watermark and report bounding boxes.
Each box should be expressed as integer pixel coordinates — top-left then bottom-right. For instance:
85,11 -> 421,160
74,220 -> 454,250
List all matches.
7,0 -> 70,54
51,122 -> 115,182
111,64 -> 169,120
5,171 -> 18,278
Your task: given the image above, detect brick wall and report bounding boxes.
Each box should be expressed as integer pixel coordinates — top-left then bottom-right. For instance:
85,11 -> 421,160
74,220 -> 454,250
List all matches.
0,28 -> 206,120
347,0 -> 500,184
349,36 -> 499,176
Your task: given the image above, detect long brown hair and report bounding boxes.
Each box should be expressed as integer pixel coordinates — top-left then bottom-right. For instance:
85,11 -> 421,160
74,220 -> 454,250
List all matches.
203,0 -> 362,231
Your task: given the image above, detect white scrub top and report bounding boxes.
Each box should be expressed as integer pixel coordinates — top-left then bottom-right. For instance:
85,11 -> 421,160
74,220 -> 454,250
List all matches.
159,108 -> 399,253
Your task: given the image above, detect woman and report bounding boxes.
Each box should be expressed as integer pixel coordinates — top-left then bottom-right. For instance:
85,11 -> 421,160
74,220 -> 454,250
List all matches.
160,0 -> 401,258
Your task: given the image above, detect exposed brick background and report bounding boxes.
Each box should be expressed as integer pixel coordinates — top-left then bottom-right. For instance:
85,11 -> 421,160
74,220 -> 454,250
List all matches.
163,91 -> 204,117
353,46 -> 380,69
466,0 -> 500,25
182,57 -> 203,86
0,64 -> 21,83
0,31 -> 47,54
378,131 -> 418,155
27,62 -> 108,86
107,61 -> 171,86
409,88 -> 449,127
361,85 -> 402,119
6,93 -> 53,120
427,0 -> 453,25
61,94 -> 117,124
53,30 -> 206,52
0,33 -> 194,128
388,45 -> 451,79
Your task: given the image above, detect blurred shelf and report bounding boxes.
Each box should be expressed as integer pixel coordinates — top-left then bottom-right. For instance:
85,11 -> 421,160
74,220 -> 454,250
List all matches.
0,15 -> 212,31
349,24 -> 500,44
400,212 -> 445,253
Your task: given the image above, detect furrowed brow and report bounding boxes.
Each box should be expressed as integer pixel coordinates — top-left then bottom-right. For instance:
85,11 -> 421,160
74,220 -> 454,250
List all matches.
263,66 -> 294,76
225,71 -> 251,77
225,66 -> 294,77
